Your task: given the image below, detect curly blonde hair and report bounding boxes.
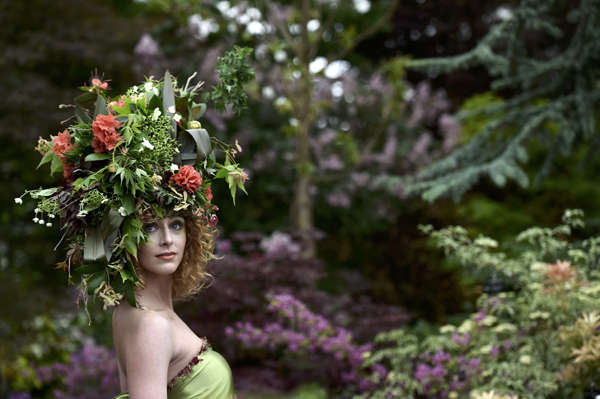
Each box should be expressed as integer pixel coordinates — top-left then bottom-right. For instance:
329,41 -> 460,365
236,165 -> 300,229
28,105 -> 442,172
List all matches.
134,217 -> 215,301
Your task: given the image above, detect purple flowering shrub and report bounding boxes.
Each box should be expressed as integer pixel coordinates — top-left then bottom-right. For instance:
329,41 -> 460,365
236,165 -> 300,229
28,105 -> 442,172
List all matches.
35,344 -> 119,399
225,294 -> 376,390
357,210 -> 600,399
177,230 -> 409,392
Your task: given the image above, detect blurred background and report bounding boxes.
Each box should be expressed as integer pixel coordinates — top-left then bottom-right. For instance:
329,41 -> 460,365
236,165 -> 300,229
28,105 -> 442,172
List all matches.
2,0 -> 600,398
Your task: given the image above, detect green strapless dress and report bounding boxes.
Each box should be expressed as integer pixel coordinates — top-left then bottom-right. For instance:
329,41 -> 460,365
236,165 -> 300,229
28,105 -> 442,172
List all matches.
113,340 -> 234,399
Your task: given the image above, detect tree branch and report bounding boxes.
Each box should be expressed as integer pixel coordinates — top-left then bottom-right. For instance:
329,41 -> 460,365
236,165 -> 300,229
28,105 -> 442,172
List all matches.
310,0 -> 345,60
312,101 -> 394,183
260,0 -> 300,56
328,0 -> 400,63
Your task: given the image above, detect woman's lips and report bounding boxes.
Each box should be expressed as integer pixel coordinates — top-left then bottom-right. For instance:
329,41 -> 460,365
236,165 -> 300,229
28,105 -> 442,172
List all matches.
156,252 -> 176,260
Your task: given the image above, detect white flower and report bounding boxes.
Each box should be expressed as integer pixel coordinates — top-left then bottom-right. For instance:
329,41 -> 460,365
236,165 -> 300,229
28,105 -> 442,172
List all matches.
153,88 -> 159,96
168,106 -> 176,114
77,210 -> 88,218
170,163 -> 179,172
274,50 -> 287,63
458,319 -> 475,334
132,85 -> 138,93
46,222 -> 52,227
153,107 -> 161,120
440,325 -> 456,334
49,214 -> 56,218
34,208 -> 40,213
141,138 -> 155,150
144,82 -> 153,92
14,198 -> 23,204
481,315 -> 497,326
519,355 -> 532,365
101,199 -> 109,204
33,217 -> 39,223
118,207 -> 128,217
39,219 -> 45,225
173,114 -> 182,122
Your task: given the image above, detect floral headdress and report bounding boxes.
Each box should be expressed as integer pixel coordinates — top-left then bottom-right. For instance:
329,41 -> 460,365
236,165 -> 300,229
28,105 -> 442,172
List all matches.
17,51 -> 253,316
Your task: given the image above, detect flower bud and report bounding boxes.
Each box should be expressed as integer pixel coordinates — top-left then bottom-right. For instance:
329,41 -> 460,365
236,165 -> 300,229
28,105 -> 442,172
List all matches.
189,121 -> 202,129
108,164 -> 118,173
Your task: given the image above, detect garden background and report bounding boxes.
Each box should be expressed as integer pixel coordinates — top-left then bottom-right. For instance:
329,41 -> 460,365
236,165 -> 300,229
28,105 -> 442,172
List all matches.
2,0 -> 600,398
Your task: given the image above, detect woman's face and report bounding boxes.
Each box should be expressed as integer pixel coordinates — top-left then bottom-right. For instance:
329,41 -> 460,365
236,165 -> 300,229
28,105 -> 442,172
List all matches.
137,217 -> 187,276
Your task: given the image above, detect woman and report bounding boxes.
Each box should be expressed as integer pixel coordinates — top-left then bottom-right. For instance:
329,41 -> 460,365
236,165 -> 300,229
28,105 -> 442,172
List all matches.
19,70 -> 249,399
112,216 -> 235,399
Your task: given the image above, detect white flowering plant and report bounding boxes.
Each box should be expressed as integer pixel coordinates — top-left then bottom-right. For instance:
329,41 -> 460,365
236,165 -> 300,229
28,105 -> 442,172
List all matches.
16,47 -> 255,318
356,210 -> 600,399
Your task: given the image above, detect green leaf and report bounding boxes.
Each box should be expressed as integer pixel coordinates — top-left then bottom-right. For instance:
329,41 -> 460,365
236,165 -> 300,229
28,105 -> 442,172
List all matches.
37,151 -> 54,169
148,94 -> 161,113
87,270 -> 107,295
84,224 -> 107,262
101,207 -> 125,239
85,153 -> 112,162
104,229 -> 120,262
124,236 -> 137,259
71,263 -> 105,279
114,182 -> 124,196
31,187 -> 60,198
163,71 -> 177,140
191,103 -> 207,120
50,154 -> 63,176
125,279 -> 136,307
75,105 -> 92,123
215,167 -> 230,179
125,256 -> 140,283
94,94 -> 107,118
230,184 -> 236,205
174,129 -> 212,166
122,194 -> 135,214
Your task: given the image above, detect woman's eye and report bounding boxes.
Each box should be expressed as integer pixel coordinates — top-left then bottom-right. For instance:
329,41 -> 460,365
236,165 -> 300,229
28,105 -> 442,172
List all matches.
171,221 -> 184,230
143,224 -> 157,233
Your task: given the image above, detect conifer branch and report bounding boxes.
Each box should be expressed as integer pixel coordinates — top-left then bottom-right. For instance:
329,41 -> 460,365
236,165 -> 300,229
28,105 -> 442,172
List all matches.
328,0 -> 400,63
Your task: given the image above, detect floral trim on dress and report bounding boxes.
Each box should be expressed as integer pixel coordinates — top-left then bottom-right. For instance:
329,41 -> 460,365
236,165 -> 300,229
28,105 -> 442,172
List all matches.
167,338 -> 211,391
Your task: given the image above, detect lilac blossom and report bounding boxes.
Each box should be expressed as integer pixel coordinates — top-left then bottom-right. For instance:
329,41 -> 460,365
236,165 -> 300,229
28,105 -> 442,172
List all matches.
452,332 -> 471,346
32,344 -> 119,399
259,231 -> 302,259
227,294 -> 372,384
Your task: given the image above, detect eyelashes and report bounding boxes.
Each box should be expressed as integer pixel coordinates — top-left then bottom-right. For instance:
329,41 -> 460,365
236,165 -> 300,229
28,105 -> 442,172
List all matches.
142,220 -> 185,233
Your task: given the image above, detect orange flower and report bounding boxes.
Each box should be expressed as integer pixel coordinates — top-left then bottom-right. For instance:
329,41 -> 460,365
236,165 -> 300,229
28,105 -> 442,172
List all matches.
92,114 -> 123,153
63,163 -> 75,181
205,186 -> 213,203
545,260 -> 576,285
170,165 -> 203,194
52,130 -> 75,160
92,78 -> 108,90
108,96 -> 125,113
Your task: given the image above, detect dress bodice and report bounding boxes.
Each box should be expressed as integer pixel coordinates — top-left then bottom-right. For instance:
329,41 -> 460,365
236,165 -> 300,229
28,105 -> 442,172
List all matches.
112,340 -> 234,399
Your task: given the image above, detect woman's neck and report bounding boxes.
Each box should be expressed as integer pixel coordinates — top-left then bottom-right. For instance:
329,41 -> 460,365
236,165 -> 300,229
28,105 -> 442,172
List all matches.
135,271 -> 174,311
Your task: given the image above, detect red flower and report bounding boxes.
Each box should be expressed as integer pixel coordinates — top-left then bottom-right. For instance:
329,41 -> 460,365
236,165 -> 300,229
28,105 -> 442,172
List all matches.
170,165 -> 203,194
92,114 -> 123,153
52,130 -> 75,160
63,163 -> 75,180
108,96 -> 125,113
205,186 -> 213,203
92,78 -> 108,90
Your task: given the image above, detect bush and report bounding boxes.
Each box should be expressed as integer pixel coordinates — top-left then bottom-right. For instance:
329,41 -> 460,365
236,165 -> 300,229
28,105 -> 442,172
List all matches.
357,210 -> 600,399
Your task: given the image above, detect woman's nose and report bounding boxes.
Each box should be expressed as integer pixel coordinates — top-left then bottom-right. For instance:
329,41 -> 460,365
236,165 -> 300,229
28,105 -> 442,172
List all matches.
160,228 -> 173,246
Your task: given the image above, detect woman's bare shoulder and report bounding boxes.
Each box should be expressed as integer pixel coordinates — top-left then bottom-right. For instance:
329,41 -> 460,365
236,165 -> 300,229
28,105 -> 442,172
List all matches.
113,304 -> 175,349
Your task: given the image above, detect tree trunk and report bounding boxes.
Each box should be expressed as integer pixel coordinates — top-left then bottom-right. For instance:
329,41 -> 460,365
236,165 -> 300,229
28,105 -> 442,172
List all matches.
290,0 -> 316,258
291,116 -> 315,258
